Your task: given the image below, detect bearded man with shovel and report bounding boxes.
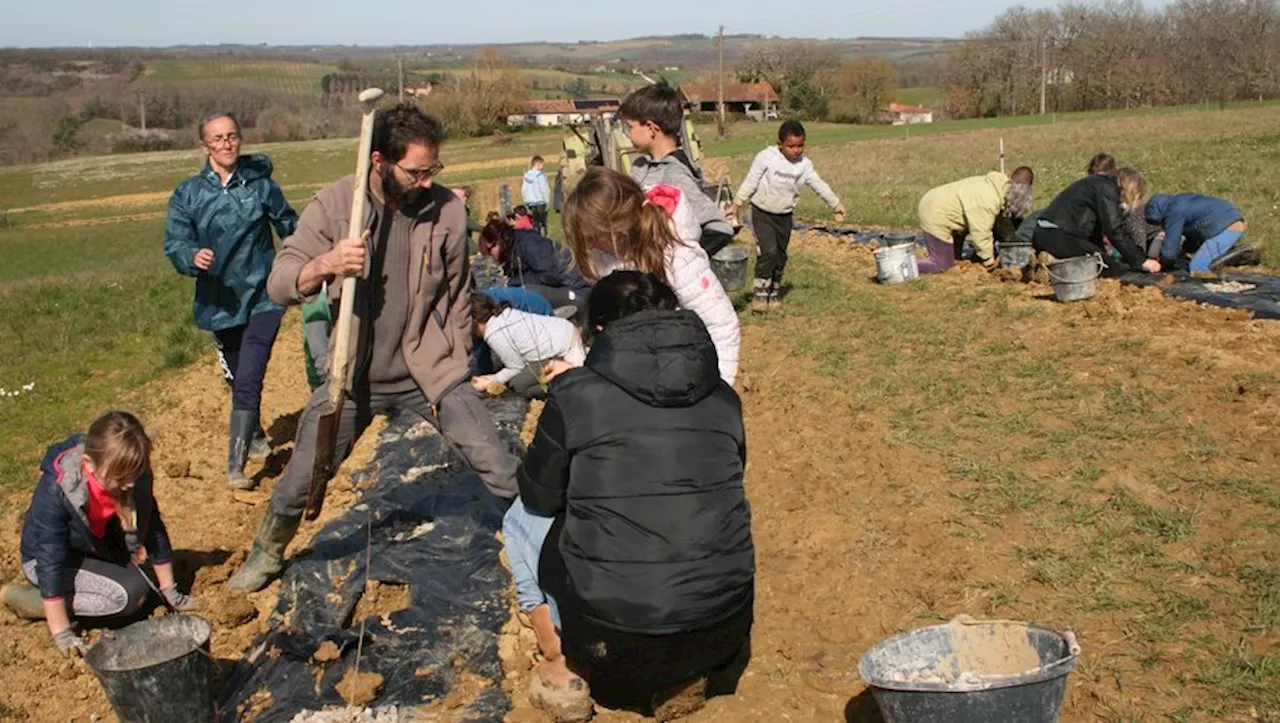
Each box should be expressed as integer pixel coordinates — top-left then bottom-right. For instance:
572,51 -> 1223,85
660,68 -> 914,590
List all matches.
228,100 -> 519,593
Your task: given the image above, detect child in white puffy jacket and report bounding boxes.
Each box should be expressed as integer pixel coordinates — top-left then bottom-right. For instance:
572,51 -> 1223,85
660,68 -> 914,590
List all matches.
562,167 -> 740,386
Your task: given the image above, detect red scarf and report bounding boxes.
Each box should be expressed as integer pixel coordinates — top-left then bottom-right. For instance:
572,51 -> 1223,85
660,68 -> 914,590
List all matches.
84,467 -> 119,539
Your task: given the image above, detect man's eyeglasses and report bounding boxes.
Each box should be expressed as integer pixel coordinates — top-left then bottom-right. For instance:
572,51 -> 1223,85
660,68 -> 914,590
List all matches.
395,160 -> 445,183
205,133 -> 240,147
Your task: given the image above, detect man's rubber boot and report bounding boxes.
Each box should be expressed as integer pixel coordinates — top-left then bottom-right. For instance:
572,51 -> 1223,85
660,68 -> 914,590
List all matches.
1210,243 -> 1262,270
2,581 -> 47,620
750,278 -> 771,313
227,410 -> 258,490
225,511 -> 302,594
250,425 -> 271,460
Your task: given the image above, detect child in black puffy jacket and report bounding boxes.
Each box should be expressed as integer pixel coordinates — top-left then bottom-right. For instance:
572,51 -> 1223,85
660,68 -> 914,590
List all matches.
505,270 -> 753,720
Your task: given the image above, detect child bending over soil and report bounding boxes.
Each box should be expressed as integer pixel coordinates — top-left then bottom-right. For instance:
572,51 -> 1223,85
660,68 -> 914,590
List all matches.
470,294 -> 585,399
3,411 -> 199,657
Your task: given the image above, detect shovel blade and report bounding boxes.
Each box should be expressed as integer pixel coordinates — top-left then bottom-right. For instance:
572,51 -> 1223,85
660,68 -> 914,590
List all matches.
303,402 -> 343,521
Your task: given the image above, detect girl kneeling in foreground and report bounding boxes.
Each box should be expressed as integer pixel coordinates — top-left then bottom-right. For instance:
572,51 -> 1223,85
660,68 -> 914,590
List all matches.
504,271 -> 754,721
3,411 -> 198,656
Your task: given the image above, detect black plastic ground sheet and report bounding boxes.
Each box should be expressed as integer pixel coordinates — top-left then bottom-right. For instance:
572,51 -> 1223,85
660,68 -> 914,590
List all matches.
217,397 -> 528,722
1118,271 -> 1280,319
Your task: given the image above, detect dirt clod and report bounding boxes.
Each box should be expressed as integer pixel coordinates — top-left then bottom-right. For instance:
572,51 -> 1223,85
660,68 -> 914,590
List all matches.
313,640 -> 342,663
209,593 -> 259,627
336,668 -> 385,707
162,458 -> 190,478
237,687 -> 275,721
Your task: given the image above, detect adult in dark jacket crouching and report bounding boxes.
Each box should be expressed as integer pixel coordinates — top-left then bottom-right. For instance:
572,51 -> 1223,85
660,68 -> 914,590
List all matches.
1031,167 -> 1161,276
517,271 -> 754,719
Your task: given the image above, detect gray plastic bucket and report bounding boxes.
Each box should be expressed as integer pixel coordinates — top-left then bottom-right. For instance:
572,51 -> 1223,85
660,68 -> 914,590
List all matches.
998,242 -> 1034,269
858,620 -> 1081,723
1046,254 -> 1104,302
874,245 -> 919,285
711,245 -> 750,292
881,231 -> 919,248
85,615 -> 215,723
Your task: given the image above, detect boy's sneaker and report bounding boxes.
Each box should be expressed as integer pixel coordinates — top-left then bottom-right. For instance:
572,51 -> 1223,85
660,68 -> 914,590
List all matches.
767,286 -> 783,311
750,279 -> 771,313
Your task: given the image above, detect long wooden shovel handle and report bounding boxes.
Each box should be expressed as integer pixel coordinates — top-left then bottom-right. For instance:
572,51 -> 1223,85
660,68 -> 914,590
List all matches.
327,88 -> 383,408
302,89 -> 383,522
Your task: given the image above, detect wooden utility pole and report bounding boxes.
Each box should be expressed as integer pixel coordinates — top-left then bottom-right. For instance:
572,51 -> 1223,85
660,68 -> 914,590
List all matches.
1039,37 -> 1048,116
398,57 -> 405,102
138,91 -> 146,131
717,25 -> 726,139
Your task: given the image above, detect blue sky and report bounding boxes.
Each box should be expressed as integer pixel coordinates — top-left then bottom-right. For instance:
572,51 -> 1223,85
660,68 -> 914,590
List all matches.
5,0 -> 1175,48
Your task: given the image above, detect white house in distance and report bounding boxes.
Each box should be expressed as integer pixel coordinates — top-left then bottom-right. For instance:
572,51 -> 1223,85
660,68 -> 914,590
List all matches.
507,99 -> 621,128
886,102 -> 934,125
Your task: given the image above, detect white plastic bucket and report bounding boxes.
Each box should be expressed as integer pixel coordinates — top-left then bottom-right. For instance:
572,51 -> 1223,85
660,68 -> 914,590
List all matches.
875,245 -> 920,285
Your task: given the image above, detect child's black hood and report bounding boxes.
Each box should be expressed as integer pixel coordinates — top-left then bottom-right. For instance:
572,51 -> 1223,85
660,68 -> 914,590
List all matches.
584,309 -> 722,408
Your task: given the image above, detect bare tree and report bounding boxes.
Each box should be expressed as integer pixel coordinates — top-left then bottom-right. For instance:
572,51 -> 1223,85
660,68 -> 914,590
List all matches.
945,0 -> 1280,118
834,57 -> 899,123
738,41 -> 842,119
419,48 -> 528,136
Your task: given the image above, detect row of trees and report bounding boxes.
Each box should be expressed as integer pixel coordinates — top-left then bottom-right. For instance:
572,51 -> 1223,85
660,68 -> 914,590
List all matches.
736,44 -> 902,123
946,0 -> 1280,118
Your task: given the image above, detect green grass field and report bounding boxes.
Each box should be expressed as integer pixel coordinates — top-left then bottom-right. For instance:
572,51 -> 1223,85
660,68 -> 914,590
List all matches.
137,58 -> 337,98
896,86 -> 945,108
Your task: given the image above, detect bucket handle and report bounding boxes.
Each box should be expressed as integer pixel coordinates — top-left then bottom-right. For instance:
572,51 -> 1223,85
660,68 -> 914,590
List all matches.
1018,630 -> 1082,678
1046,254 -> 1105,284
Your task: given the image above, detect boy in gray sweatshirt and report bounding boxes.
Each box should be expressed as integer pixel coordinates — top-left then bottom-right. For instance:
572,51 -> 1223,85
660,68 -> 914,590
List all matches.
620,81 -> 735,256
732,120 -> 846,312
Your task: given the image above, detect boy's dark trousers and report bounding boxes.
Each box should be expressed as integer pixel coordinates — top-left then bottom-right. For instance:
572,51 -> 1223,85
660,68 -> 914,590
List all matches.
528,203 -> 549,236
751,206 -> 793,284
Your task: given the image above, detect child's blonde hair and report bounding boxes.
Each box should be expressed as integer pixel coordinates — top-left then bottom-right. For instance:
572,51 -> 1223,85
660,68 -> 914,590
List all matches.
562,167 -> 680,284
1115,167 -> 1147,210
84,410 -> 151,532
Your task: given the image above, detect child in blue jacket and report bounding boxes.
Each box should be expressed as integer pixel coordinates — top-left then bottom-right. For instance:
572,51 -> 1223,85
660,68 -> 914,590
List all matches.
4,411 -> 198,657
1145,194 -> 1252,272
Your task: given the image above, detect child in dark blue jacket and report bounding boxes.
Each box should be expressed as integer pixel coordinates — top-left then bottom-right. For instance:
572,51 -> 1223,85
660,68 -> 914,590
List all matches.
1145,194 -> 1251,272
4,411 -> 198,657
478,217 -> 591,312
